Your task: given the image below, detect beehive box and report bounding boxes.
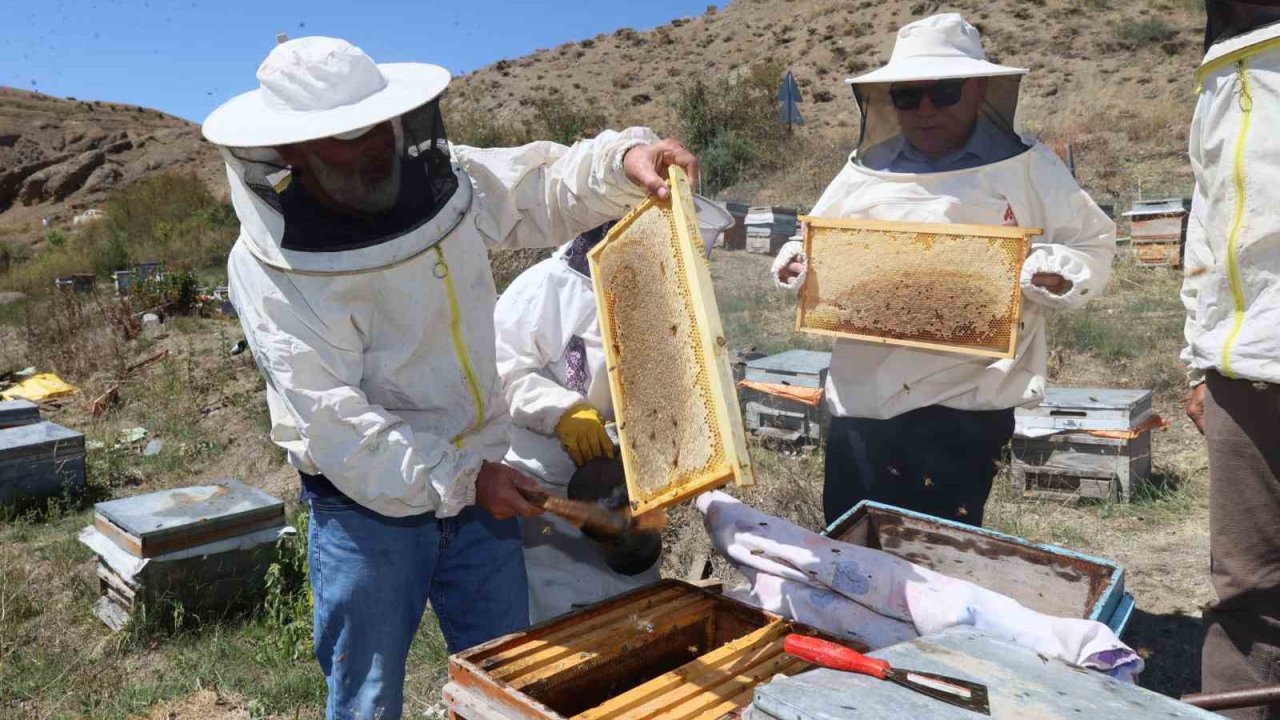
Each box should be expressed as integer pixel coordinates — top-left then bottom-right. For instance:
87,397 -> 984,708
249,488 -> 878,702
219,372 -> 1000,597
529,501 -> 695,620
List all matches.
796,218 -> 1040,359
718,201 -> 748,250
1133,240 -> 1182,268
80,480 -> 286,630
1123,199 -> 1186,269
741,350 -> 831,444
825,502 -> 1133,636
93,479 -> 285,558
0,399 -> 40,429
0,421 -> 86,508
1012,388 -> 1154,502
445,580 -> 853,720
588,167 -> 753,515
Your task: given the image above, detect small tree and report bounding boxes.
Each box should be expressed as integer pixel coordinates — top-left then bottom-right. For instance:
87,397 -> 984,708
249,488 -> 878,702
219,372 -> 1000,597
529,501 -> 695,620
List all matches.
531,95 -> 608,146
674,60 -> 790,194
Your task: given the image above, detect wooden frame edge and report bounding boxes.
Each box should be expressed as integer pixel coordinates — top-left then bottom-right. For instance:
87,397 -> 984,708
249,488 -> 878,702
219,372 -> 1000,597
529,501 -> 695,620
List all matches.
799,215 -> 1044,240
795,218 -> 1032,360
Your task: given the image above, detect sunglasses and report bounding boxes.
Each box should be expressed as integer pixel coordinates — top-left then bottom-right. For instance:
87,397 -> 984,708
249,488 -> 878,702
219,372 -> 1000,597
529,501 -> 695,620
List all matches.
889,79 -> 967,111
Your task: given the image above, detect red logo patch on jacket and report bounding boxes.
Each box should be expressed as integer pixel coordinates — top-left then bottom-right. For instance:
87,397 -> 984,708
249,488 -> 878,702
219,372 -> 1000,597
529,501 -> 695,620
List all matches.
1003,204 -> 1019,226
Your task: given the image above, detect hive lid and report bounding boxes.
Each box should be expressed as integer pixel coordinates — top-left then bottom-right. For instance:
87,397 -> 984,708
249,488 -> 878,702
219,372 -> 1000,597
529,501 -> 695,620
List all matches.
1035,387 -> 1152,410
752,628 -> 1212,720
588,166 -> 753,515
1121,198 -> 1186,218
0,421 -> 84,456
0,400 -> 40,429
745,350 -> 832,376
94,478 -> 284,558
796,217 -> 1041,359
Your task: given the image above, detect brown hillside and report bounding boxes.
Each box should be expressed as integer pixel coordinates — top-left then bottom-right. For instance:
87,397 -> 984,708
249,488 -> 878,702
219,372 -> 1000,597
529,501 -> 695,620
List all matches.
0,87 -> 221,241
446,0 -> 1204,207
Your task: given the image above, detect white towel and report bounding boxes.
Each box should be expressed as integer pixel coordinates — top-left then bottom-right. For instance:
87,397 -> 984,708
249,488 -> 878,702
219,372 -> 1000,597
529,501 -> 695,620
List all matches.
696,491 -> 1144,681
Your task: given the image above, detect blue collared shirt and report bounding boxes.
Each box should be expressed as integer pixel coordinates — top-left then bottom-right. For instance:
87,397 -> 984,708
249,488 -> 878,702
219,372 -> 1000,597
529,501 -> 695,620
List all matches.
859,118 -> 1029,174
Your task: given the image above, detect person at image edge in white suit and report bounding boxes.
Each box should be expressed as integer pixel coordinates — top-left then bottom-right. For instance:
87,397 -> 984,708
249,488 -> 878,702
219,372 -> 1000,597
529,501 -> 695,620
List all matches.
201,36 -> 697,720
772,14 -> 1116,528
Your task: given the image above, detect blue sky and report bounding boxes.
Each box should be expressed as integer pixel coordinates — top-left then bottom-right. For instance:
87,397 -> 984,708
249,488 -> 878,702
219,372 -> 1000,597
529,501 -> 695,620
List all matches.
4,0 -> 721,122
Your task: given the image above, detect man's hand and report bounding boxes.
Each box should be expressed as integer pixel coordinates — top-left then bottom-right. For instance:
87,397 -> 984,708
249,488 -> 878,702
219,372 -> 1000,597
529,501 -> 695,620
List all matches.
475,461 -> 545,520
1185,383 -> 1207,435
623,139 -> 700,200
778,259 -> 807,284
1030,273 -> 1073,296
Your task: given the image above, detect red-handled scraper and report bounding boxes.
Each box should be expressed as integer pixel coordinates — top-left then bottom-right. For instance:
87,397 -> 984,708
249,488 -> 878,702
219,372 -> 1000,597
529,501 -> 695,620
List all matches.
784,634 -> 991,715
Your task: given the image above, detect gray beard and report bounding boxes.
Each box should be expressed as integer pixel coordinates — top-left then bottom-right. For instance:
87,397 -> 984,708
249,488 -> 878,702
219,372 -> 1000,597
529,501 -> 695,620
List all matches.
305,151 -> 402,215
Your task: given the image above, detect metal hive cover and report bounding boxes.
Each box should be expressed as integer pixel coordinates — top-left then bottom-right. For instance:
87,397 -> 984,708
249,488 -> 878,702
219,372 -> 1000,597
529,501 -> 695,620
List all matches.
588,167 -> 753,514
796,217 -> 1041,359
0,421 -> 84,459
95,478 -> 283,548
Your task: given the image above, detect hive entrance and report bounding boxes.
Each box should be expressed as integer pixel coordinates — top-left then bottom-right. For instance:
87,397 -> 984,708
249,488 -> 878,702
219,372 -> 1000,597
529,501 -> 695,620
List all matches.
589,167 -> 752,514
797,218 -> 1040,358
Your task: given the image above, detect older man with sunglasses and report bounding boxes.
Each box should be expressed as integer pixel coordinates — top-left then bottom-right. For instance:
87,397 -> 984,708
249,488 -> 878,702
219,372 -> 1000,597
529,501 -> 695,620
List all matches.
773,14 -> 1115,528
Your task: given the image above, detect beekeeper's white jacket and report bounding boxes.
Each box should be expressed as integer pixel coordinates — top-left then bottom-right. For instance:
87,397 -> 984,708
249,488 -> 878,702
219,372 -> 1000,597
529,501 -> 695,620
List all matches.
227,129 -> 656,518
773,142 -> 1116,420
1182,22 -> 1280,386
494,245 -> 657,622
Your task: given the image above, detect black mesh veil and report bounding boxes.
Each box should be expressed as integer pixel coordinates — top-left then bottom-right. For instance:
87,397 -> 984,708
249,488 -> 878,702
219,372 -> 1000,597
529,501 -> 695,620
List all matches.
225,99 -> 459,253
850,75 -> 1032,172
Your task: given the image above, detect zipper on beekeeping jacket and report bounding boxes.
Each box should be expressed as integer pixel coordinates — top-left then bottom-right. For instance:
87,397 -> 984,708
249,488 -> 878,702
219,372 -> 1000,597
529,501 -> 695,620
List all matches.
1220,59 -> 1253,378
432,245 -> 486,445
1195,35 -> 1280,91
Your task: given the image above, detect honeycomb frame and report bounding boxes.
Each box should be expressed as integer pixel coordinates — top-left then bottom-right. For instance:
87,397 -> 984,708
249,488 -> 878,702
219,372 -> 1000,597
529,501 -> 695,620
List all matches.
796,217 -> 1041,359
588,167 -> 753,515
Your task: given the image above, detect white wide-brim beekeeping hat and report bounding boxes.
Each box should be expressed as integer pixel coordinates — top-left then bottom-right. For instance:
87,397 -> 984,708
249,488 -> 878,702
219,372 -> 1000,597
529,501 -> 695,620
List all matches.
202,36 -> 451,148
846,13 -> 1027,85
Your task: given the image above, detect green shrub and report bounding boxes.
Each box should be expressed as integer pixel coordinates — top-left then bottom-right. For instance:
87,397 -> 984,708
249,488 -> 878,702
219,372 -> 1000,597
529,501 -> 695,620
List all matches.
133,270 -> 200,314
674,60 -> 789,194
0,173 -> 235,294
0,241 -> 30,274
531,94 -> 608,146
260,509 -> 312,662
444,103 -> 533,148
44,229 -> 65,248
445,93 -> 608,149
1115,18 -> 1178,47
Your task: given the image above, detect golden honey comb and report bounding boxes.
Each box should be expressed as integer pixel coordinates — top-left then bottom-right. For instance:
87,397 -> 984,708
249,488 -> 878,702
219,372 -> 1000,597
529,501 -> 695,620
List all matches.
589,167 -> 753,514
796,217 -> 1041,358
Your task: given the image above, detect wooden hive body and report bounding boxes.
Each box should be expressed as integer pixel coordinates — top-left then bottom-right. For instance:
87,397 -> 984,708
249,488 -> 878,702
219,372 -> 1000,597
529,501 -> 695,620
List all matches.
796,218 -> 1041,359
588,167 -> 753,514
445,580 -> 857,720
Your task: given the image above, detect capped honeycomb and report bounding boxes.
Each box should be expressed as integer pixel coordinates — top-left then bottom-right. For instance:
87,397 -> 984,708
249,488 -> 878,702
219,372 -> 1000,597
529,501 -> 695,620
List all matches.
797,218 -> 1040,358
589,167 -> 752,515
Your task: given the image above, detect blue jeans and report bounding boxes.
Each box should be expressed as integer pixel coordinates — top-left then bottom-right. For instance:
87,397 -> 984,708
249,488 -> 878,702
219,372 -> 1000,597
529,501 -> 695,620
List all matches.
308,496 -> 529,720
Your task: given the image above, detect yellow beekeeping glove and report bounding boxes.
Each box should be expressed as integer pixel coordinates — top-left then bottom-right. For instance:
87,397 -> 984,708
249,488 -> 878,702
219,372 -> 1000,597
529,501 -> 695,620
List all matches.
555,404 -> 615,466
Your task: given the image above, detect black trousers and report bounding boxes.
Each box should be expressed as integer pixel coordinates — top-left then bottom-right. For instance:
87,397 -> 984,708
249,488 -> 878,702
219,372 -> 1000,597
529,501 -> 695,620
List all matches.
823,405 -> 1015,527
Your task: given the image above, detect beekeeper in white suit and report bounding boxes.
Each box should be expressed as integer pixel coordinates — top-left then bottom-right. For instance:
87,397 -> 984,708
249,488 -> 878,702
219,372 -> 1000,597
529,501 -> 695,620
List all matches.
1183,5 -> 1280,715
495,222 -> 661,623
202,36 -> 697,720
773,14 -> 1115,528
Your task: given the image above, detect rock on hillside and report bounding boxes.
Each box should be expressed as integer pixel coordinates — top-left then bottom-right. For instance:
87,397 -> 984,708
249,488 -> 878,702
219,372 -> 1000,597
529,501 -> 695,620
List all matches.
0,87 -> 222,240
